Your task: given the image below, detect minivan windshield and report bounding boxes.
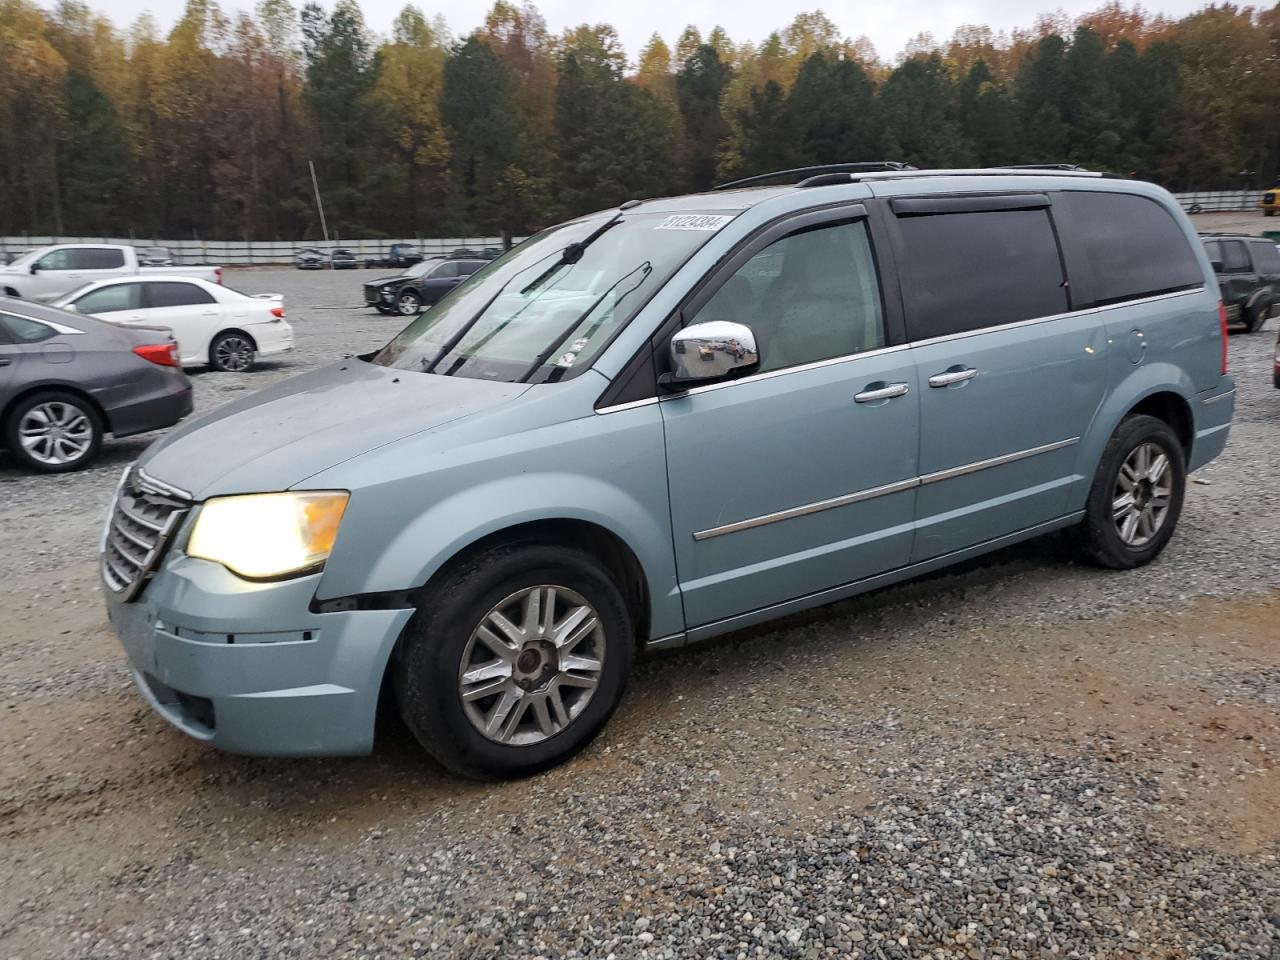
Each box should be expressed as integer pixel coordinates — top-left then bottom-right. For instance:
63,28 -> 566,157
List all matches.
372,210 -> 732,383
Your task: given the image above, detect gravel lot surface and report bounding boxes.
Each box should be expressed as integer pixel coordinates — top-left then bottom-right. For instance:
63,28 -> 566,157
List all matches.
1,266 -> 1278,959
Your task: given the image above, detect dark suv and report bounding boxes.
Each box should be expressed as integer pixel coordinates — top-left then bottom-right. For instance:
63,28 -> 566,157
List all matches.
1201,234 -> 1280,333
364,258 -> 488,315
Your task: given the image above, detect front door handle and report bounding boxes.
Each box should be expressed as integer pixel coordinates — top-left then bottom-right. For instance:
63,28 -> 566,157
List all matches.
928,367 -> 978,387
854,382 -> 910,403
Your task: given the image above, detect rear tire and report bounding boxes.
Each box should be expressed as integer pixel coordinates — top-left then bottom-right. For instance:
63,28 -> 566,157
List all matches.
394,542 -> 634,780
4,390 -> 103,473
1078,414 -> 1186,569
1243,304 -> 1267,333
209,331 -> 256,372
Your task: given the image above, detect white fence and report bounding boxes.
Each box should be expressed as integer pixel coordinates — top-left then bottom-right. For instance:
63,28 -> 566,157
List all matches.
0,236 -> 514,266
1171,190 -> 1262,213
0,189 -> 1269,264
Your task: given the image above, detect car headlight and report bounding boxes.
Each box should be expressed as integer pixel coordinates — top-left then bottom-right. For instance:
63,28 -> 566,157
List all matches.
186,491 -> 348,580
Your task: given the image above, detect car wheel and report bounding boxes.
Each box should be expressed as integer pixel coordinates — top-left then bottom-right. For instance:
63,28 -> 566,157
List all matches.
1077,414 -> 1186,570
3,390 -> 103,473
396,290 -> 423,316
209,331 -> 256,372
1243,304 -> 1267,333
394,542 -> 634,780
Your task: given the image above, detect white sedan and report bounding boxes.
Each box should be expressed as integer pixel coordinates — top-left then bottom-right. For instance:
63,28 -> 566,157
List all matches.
54,276 -> 293,372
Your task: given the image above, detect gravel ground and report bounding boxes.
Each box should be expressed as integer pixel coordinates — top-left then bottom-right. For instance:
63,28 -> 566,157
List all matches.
1,267 -> 1278,959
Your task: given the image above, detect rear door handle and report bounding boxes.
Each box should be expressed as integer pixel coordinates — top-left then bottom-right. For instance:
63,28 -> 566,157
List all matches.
854,382 -> 910,403
928,367 -> 978,387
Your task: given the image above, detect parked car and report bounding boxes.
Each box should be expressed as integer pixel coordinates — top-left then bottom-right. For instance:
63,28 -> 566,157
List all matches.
1261,186 -> 1278,217
296,248 -> 325,270
137,246 -> 176,266
331,248 -> 358,270
1201,233 -> 1280,332
364,243 -> 423,269
102,166 -> 1233,779
55,276 -> 293,372
1,297 -> 191,472
449,247 -> 502,261
364,257 -> 488,315
0,244 -> 223,302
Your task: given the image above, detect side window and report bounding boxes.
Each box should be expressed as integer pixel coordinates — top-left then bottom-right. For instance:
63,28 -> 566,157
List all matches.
1059,192 -> 1202,305
1221,241 -> 1251,273
897,208 -> 1067,340
35,249 -> 71,270
147,282 -> 215,308
1203,240 -> 1221,265
687,219 -> 885,373
430,261 -> 460,279
74,284 -> 142,313
460,261 -> 485,276
1250,241 -> 1280,273
1,313 -> 57,343
79,248 -> 126,269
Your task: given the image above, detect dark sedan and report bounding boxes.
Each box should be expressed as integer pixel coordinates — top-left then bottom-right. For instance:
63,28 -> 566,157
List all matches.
0,298 -> 193,472
363,257 -> 488,315
331,248 -> 358,270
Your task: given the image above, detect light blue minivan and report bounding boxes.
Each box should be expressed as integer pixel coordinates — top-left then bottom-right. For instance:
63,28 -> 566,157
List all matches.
102,165 -> 1235,778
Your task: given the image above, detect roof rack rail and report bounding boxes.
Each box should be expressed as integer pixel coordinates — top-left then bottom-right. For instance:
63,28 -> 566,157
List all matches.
1000,163 -> 1091,172
713,162 -> 916,191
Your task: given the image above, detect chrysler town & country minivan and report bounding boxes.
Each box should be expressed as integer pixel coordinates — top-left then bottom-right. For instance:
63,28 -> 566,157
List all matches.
102,166 -> 1235,779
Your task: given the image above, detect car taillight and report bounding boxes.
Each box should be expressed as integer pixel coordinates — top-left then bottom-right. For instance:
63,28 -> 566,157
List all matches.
133,343 -> 179,367
215,267 -> 224,285
271,305 -> 285,318
1218,301 -> 1228,375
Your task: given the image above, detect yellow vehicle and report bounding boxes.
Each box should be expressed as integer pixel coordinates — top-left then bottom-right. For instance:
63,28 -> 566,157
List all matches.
1262,186 -> 1279,217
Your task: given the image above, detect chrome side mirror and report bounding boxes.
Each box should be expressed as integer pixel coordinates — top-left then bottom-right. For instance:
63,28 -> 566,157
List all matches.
667,321 -> 759,385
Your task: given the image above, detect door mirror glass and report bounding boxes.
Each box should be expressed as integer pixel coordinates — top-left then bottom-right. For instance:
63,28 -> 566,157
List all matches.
668,321 -> 759,383
29,264 -> 38,274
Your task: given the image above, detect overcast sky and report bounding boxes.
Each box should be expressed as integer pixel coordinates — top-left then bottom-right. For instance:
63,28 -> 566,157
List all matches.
84,0 -> 1214,62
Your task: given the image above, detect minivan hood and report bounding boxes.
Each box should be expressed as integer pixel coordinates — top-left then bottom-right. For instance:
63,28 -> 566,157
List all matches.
139,360 -> 529,499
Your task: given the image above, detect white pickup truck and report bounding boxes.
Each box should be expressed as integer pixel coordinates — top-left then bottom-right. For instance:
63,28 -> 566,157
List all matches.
0,244 -> 224,301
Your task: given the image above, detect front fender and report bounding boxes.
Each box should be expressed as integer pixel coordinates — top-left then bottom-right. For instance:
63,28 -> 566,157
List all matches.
311,401 -> 683,641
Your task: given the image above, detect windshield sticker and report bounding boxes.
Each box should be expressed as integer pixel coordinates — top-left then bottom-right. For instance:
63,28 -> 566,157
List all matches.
655,214 -> 734,232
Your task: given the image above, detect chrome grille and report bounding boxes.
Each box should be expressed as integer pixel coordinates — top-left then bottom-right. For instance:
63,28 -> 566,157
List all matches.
101,469 -> 191,602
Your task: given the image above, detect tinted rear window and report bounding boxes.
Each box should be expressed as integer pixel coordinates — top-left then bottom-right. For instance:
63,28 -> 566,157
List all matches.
897,208 -> 1068,340
1251,241 -> 1280,273
1059,192 -> 1202,305
69,248 -> 126,269
148,282 -> 215,307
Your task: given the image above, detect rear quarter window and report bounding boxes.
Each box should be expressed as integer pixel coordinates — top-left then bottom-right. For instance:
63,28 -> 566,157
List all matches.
1249,241 -> 1280,273
1059,192 -> 1202,305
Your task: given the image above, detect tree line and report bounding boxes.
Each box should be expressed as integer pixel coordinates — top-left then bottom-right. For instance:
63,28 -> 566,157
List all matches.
1,0 -> 1277,241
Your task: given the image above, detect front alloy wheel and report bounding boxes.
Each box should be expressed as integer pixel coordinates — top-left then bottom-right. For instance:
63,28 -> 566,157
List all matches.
396,290 -> 422,315
395,543 -> 633,780
459,585 -> 605,745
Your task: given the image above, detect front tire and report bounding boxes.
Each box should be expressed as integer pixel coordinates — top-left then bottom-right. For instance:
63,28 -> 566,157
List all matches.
394,543 -> 634,780
209,331 -> 256,372
1243,303 -> 1267,333
1078,414 -> 1186,569
4,390 -> 103,472
395,289 -> 422,316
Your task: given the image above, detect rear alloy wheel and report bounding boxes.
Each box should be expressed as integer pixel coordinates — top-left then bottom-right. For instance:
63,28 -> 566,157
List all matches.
209,331 -> 256,372
4,390 -> 103,472
395,543 -> 634,780
396,290 -> 423,316
1078,414 -> 1186,569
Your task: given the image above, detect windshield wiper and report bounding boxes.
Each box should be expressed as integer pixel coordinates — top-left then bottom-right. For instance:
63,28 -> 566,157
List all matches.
519,213 -> 623,296
516,261 -> 652,384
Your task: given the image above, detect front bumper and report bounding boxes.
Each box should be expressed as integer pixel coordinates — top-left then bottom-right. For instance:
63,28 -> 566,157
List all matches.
105,553 -> 413,756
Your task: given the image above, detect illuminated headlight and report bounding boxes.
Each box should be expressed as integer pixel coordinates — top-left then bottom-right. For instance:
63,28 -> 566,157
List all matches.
186,491 -> 348,580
